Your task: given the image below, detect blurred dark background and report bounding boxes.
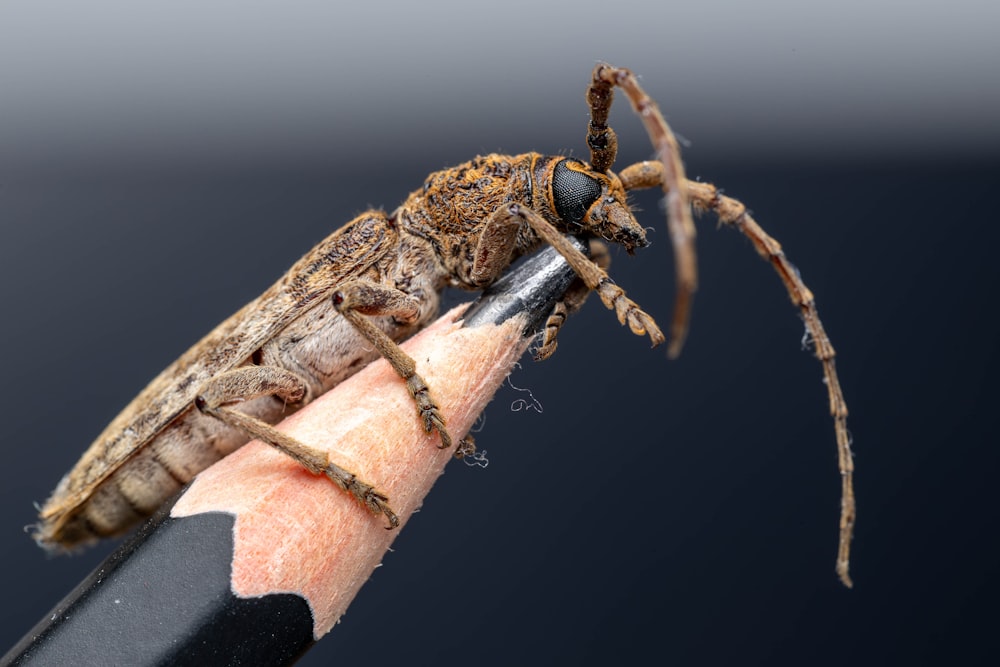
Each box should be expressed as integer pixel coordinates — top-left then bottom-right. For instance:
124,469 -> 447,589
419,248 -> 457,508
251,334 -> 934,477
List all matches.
1,2 -> 998,665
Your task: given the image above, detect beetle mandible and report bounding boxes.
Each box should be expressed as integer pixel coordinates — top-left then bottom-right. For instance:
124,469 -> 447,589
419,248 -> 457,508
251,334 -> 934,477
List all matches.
34,64 -> 856,587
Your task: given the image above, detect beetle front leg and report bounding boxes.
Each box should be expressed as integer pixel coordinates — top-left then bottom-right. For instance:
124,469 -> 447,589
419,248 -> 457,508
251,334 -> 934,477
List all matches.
470,205 -> 523,285
332,280 -> 452,449
195,365 -> 399,528
498,203 -> 664,347
535,240 -> 611,361
472,205 -> 582,358
472,203 -> 602,359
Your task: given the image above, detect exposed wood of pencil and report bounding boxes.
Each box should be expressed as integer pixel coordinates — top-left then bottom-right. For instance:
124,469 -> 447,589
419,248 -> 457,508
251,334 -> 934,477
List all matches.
171,305 -> 531,638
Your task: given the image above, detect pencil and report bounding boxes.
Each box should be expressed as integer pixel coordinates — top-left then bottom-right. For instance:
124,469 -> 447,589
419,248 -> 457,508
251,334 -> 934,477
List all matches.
1,242 -> 583,666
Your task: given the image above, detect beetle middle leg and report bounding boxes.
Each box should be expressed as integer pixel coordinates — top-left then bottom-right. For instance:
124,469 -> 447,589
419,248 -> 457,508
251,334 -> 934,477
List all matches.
332,279 -> 451,449
195,365 -> 399,527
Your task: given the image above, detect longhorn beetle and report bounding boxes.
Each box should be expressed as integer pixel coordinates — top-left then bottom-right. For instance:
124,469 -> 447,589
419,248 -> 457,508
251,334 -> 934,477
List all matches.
34,64 -> 856,587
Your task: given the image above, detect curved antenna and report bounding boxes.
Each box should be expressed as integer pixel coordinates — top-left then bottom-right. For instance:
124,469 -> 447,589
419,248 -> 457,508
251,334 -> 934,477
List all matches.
619,158 -> 856,588
587,64 -> 697,358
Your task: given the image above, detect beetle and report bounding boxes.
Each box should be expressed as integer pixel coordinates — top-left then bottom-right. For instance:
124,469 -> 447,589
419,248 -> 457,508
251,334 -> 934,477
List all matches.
33,64 -> 855,586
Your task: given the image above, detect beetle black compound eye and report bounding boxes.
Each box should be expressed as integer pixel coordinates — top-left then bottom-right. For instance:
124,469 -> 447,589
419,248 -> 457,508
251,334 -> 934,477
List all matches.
552,160 -> 602,226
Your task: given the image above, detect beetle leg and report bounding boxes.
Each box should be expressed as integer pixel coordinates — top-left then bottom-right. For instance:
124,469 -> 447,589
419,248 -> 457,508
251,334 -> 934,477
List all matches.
196,364 -> 309,408
500,203 -> 664,347
475,207 -> 618,360
535,240 -> 610,361
332,280 -> 451,449
195,366 -> 398,528
470,205 -> 524,285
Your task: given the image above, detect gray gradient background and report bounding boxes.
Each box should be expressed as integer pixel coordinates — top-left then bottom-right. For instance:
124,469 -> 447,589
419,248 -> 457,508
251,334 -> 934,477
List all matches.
1,1 -> 998,665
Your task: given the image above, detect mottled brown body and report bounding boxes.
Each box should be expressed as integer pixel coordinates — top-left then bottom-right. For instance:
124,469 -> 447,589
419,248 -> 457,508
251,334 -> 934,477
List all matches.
40,215 -> 423,545
35,65 -> 855,587
36,151 -> 651,547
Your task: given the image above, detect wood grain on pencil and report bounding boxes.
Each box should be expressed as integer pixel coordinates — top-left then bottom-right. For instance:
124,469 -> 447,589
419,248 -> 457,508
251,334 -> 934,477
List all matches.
171,305 -> 531,637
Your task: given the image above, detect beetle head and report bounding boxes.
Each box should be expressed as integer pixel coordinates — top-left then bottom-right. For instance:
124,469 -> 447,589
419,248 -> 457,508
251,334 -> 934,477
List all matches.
550,159 -> 647,254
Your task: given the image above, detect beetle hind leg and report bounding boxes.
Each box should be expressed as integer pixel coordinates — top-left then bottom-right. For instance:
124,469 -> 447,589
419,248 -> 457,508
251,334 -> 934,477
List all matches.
195,365 -> 399,528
